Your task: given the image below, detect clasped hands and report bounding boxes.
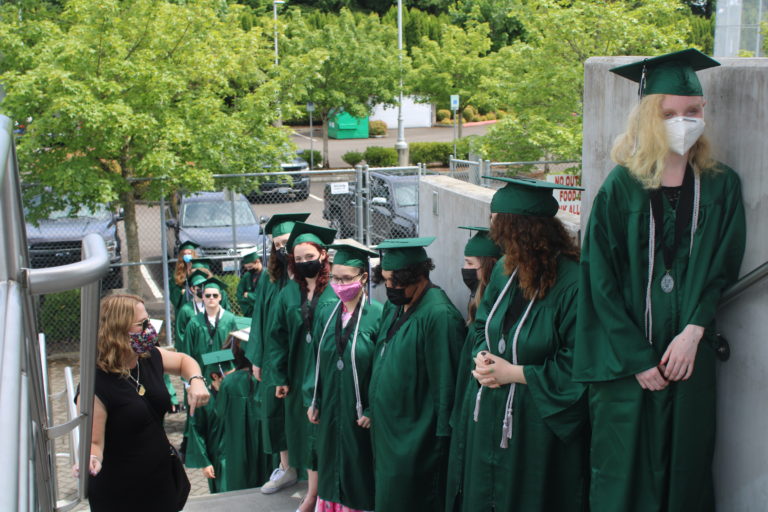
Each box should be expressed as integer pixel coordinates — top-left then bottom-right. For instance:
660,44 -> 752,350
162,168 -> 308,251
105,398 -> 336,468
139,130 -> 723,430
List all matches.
472,351 -> 526,388
635,324 -> 704,391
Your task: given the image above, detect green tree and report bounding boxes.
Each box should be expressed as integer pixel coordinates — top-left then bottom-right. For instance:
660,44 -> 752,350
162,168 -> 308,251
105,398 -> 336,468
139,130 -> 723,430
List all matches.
409,22 -> 492,138
281,8 -> 401,167
449,0 -> 526,51
0,0 -> 303,292
476,0 -> 693,162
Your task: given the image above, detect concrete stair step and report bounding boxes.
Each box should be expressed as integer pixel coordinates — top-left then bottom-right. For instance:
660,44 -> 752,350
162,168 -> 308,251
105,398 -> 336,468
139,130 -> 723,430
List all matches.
183,481 -> 307,512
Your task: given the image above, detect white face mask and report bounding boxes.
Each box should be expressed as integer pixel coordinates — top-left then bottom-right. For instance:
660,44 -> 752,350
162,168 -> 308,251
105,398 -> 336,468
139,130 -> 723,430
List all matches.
665,116 -> 705,156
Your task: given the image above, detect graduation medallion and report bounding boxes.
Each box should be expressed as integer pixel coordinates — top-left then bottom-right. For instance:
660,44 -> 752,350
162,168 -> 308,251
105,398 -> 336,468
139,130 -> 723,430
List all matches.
337,359 -> 344,371
661,272 -> 675,293
497,337 -> 506,354
137,384 -> 146,396
306,333 -> 312,344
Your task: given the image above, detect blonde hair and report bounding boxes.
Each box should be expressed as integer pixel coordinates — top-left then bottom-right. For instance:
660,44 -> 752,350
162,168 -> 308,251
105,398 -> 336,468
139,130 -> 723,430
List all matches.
611,94 -> 715,189
97,294 -> 147,375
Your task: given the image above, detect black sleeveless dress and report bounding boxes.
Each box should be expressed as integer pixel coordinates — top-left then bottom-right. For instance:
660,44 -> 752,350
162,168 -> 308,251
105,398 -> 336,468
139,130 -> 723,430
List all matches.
87,347 -> 177,511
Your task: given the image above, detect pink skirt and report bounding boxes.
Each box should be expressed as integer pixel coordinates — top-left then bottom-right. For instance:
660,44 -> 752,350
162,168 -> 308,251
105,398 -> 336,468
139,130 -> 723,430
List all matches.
315,497 -> 372,512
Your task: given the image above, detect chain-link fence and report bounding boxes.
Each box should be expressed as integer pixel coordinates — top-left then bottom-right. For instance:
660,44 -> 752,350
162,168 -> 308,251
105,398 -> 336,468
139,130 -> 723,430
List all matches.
31,164 -> 424,353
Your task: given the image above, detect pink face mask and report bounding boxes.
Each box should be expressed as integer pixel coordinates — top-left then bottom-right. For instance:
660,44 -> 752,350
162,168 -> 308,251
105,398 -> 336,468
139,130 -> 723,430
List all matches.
331,281 -> 363,302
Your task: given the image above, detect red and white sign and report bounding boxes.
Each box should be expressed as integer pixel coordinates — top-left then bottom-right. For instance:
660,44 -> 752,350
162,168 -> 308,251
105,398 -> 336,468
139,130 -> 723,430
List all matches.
546,174 -> 581,216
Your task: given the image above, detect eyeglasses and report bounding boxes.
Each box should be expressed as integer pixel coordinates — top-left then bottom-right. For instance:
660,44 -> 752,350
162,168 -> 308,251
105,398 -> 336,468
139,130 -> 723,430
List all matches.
204,293 -> 220,299
134,318 -> 150,331
330,273 -> 362,285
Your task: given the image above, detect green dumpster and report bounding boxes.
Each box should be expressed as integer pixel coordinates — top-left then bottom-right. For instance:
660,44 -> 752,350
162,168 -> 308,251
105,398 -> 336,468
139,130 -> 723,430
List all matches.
328,110 -> 369,139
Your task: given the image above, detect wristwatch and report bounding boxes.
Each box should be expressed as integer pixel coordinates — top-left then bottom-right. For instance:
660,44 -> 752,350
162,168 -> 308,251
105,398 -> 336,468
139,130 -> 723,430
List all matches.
187,375 -> 205,386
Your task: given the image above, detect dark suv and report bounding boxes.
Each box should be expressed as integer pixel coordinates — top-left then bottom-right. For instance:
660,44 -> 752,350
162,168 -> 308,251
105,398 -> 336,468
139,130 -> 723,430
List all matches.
25,200 -> 124,289
247,153 -> 310,202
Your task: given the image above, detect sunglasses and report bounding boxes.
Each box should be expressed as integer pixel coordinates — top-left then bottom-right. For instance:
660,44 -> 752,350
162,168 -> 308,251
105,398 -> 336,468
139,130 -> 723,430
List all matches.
204,293 -> 220,299
134,318 -> 150,331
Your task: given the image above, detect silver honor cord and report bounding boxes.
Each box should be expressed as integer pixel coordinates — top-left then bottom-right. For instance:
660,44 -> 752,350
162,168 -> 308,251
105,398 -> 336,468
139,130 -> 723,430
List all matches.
350,294 -> 367,420
474,270 -> 517,422
310,300 -> 342,414
644,173 -> 700,345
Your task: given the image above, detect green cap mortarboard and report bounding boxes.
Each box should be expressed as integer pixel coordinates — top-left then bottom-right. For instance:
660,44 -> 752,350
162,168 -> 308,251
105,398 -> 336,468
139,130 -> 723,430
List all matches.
179,240 -> 200,252
202,349 -> 235,366
201,277 -> 227,292
242,249 -> 262,265
329,243 -> 378,269
609,48 -> 720,97
191,258 -> 212,270
229,316 -> 252,342
287,222 -> 337,251
485,176 -> 583,217
375,237 -> 435,271
189,270 -> 209,287
459,226 -> 502,258
264,213 -> 310,238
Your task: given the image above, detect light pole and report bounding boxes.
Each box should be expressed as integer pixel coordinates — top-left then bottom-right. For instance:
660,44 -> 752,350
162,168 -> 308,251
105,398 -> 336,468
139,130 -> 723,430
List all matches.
394,0 -> 408,166
273,0 -> 285,126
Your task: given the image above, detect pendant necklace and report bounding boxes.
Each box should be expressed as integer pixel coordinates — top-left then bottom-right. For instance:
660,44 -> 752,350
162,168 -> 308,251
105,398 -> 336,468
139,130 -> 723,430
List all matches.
127,363 -> 146,396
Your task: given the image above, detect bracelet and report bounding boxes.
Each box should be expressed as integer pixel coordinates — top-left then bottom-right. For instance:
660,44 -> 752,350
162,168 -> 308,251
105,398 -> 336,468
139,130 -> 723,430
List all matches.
188,375 -> 205,385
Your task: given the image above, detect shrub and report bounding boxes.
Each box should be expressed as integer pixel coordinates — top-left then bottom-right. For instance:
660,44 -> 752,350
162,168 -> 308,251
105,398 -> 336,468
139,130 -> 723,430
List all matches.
369,120 -> 388,137
342,151 -> 364,167
363,146 -> 398,167
300,149 -> 322,168
219,273 -> 241,316
485,112 -> 497,121
409,142 -> 453,166
462,105 -> 478,122
436,109 -> 451,122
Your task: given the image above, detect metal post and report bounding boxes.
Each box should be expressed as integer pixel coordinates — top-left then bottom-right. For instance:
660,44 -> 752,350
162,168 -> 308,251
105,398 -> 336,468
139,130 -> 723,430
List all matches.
364,165 -> 371,247
453,114 -> 458,158
273,0 -> 285,126
309,109 -> 314,169
449,154 -> 455,177
395,0 -> 408,166
355,163 -> 364,243
227,188 -> 240,278
159,192 -> 173,348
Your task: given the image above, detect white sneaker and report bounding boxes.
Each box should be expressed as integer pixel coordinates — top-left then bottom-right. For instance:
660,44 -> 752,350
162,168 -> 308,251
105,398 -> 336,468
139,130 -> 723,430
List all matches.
261,464 -> 298,494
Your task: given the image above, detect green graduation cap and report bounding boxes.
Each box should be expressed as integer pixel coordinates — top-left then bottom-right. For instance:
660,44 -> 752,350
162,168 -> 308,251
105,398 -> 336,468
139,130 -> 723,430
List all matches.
242,249 -> 262,265
610,48 -> 720,97
202,348 -> 235,367
485,176 -> 583,217
459,226 -> 502,258
191,258 -> 213,270
179,240 -> 200,252
329,243 -> 378,269
189,269 -> 210,287
201,277 -> 227,292
287,222 -> 337,251
375,237 -> 436,271
229,316 -> 252,342
263,213 -> 311,238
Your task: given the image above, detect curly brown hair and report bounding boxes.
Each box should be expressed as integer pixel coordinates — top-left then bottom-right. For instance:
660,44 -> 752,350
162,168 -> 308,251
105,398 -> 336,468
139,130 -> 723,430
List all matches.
467,256 -> 498,325
287,242 -> 330,296
173,250 -> 197,286
490,213 -> 579,300
97,294 -> 148,375
267,241 -> 287,283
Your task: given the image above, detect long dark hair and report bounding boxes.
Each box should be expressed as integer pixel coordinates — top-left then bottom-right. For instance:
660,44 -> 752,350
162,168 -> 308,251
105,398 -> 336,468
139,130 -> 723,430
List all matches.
267,241 -> 286,283
287,242 -> 330,295
490,213 -> 579,300
467,256 -> 497,325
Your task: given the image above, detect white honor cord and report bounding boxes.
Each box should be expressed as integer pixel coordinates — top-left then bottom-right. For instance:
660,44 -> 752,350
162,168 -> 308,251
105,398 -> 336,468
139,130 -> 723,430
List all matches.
644,174 -> 700,344
349,294 -> 367,420
310,301 -> 342,413
474,270 -> 517,422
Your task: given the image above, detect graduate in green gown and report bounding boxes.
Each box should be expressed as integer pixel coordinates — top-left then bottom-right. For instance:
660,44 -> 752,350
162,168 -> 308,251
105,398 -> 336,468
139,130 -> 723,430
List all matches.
452,178 -> 589,512
174,270 -> 208,356
265,221 -> 337,512
236,249 -> 263,317
572,49 -> 746,512
169,240 -> 200,313
306,243 -> 382,512
369,237 -> 466,512
183,277 -> 240,378
243,213 -> 309,495
445,227 -> 501,511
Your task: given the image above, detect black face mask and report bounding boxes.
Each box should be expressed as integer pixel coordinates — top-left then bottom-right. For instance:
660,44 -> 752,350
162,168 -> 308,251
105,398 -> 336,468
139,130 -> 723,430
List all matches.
386,285 -> 411,306
295,259 -> 323,279
275,247 -> 288,265
195,288 -> 203,299
461,268 -> 479,293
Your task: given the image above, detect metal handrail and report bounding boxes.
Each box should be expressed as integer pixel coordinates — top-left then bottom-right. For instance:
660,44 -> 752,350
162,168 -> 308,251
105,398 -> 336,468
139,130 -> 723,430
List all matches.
25,233 -> 109,295
720,260 -> 768,307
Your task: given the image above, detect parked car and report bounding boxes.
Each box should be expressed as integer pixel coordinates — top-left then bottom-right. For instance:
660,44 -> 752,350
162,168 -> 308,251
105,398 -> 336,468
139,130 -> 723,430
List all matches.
25,198 -> 124,289
166,191 -> 267,274
323,172 -> 418,245
247,152 -> 311,203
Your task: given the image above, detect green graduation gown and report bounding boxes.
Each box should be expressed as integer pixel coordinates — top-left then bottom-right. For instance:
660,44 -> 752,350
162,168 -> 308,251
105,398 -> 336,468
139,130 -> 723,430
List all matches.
369,285 -> 466,512
183,308 -> 239,378
236,269 -> 262,318
265,280 -> 337,470
174,300 -> 203,355
244,273 -> 290,456
450,256 -> 588,512
573,164 -> 746,512
308,298 -> 382,510
185,392 -> 225,494
213,369 -> 276,491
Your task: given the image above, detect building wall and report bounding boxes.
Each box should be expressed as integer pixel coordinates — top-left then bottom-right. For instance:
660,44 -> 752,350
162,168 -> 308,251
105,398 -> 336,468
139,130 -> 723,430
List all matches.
370,96 -> 433,129
583,56 -> 768,510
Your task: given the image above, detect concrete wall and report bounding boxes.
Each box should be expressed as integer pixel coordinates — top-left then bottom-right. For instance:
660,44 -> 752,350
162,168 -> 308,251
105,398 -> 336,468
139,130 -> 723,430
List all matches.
583,56 -> 768,510
370,96 -> 433,129
416,175 -> 579,318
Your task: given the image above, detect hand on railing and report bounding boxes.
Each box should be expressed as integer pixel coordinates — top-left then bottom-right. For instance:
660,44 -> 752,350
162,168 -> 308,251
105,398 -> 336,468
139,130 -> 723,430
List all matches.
72,455 -> 102,478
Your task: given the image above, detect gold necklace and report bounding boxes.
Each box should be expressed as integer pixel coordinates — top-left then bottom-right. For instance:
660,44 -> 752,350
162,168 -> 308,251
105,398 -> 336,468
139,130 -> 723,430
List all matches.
127,362 -> 146,396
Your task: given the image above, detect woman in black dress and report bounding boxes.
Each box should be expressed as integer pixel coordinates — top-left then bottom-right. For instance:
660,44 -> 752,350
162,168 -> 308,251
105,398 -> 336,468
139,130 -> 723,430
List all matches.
77,294 -> 210,512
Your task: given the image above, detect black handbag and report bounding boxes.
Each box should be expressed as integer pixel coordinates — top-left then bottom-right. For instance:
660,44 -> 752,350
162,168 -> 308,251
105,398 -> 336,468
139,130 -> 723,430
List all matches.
168,444 -> 191,511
